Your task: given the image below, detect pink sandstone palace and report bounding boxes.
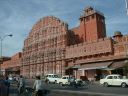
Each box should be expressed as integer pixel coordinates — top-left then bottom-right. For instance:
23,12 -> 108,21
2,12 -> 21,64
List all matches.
1,6 -> 128,80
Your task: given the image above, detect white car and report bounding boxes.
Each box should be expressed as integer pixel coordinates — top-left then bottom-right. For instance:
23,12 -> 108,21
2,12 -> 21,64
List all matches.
57,75 -> 74,85
45,74 -> 60,83
100,74 -> 128,88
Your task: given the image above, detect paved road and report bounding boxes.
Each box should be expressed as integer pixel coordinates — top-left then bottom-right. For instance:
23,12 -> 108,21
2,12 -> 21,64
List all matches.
46,83 -> 128,96
57,84 -> 128,95
9,79 -> 128,96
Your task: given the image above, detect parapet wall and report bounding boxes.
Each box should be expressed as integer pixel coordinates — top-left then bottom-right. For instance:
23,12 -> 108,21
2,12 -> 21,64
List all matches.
66,37 -> 113,59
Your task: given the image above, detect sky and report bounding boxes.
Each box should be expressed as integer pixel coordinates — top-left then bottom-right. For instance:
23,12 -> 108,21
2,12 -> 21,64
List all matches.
0,0 -> 128,57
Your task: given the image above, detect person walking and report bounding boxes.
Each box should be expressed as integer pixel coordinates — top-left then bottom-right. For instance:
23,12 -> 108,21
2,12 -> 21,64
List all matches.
18,75 -> 25,94
33,75 -> 43,96
0,75 -> 8,96
4,76 -> 10,96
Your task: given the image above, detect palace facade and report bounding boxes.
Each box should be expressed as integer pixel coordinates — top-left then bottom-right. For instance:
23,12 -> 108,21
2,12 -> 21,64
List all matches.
21,6 -> 128,79
21,16 -> 68,78
1,6 -> 128,80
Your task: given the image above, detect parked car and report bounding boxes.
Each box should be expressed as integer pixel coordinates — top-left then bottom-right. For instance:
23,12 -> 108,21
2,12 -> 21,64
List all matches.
57,75 -> 75,85
100,74 -> 128,88
45,74 -> 60,83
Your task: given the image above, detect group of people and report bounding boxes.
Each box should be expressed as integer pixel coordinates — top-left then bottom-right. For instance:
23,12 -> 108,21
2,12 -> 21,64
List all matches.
0,75 -> 44,96
17,75 -> 44,96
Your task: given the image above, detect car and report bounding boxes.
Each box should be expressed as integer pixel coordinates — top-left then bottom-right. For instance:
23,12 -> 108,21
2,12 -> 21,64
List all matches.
100,74 -> 128,88
57,75 -> 75,85
45,74 -> 60,83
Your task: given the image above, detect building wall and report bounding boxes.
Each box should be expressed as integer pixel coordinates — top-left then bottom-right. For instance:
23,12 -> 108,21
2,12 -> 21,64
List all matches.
22,16 -> 68,78
1,52 -> 22,76
66,38 -> 113,59
65,34 -> 128,79
113,35 -> 128,56
64,7 -> 128,80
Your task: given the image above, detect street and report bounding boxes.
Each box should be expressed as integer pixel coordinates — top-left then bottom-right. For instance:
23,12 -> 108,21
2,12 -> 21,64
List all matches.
9,79 -> 128,96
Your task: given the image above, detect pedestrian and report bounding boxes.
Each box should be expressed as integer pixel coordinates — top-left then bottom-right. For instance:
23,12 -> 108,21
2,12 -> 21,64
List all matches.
0,75 -> 8,96
94,74 -> 97,81
33,75 -> 43,96
44,76 -> 49,84
4,76 -> 10,96
18,75 -> 25,94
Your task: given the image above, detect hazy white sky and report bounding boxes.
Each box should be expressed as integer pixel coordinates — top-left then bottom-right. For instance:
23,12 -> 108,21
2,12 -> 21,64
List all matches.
0,0 -> 128,57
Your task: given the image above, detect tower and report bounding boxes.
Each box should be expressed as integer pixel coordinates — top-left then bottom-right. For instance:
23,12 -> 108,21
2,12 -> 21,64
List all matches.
79,6 -> 106,42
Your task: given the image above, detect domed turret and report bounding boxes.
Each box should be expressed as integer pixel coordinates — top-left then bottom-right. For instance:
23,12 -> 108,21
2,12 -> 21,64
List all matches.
113,31 -> 123,37
113,31 -> 123,42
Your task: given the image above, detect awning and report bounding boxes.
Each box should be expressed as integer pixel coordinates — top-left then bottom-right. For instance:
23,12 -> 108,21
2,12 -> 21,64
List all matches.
110,60 -> 126,69
78,61 -> 112,70
6,67 -> 20,71
65,65 -> 80,70
101,67 -> 115,70
65,66 -> 72,70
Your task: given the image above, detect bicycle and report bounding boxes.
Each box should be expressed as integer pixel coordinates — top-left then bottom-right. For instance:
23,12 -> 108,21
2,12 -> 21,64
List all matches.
82,80 -> 93,88
19,87 -> 34,96
21,87 -> 50,96
65,79 -> 90,89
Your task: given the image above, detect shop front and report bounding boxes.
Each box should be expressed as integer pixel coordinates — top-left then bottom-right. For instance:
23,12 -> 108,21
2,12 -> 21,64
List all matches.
65,60 -> 128,81
109,60 -> 128,76
5,67 -> 20,76
77,61 -> 113,81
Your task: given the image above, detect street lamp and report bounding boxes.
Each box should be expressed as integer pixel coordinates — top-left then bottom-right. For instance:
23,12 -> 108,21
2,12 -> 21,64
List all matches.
0,34 -> 13,75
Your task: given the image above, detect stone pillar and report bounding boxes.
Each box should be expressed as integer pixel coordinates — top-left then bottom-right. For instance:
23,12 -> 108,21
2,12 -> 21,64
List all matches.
61,60 -> 65,76
53,62 -> 56,74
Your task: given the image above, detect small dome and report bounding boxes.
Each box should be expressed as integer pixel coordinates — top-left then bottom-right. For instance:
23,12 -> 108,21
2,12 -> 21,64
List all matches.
113,31 -> 122,37
84,6 -> 93,11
